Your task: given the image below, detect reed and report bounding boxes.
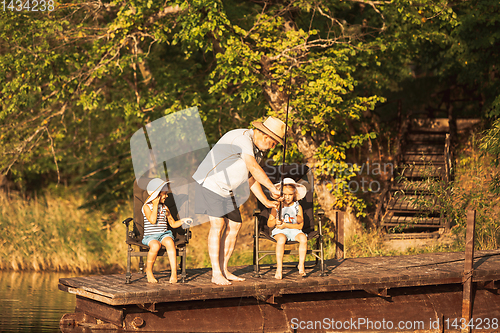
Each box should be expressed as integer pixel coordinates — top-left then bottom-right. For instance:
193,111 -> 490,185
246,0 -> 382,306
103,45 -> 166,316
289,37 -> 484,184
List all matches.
0,190 -> 130,273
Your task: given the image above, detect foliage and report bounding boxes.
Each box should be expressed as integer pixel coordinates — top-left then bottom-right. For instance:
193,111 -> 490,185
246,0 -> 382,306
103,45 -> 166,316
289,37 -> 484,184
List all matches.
1,0 -> 500,220
0,2 -> 211,210
481,118 -> 500,164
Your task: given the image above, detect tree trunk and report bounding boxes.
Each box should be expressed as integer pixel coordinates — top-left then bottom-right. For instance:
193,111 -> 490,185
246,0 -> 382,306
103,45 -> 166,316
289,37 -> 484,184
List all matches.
259,60 -> 341,232
294,128 -> 340,230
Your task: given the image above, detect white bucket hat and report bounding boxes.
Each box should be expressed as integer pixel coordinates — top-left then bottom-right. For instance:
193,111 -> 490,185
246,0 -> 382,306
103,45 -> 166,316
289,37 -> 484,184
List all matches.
145,178 -> 170,204
274,178 -> 307,200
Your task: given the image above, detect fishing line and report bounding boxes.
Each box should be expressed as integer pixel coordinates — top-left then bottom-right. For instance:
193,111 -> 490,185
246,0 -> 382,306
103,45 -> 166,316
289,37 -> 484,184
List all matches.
278,68 -> 293,218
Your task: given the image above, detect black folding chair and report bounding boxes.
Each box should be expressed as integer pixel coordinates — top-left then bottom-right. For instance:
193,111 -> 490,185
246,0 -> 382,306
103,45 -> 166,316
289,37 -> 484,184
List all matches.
122,177 -> 191,284
253,164 -> 326,276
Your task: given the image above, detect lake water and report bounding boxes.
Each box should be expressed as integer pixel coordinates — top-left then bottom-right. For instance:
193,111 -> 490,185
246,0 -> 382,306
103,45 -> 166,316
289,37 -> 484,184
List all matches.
0,271 -> 77,332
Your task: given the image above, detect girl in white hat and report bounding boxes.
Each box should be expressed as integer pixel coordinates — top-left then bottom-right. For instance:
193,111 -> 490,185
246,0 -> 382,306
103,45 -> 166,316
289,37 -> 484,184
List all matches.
267,178 -> 308,279
142,178 -> 188,283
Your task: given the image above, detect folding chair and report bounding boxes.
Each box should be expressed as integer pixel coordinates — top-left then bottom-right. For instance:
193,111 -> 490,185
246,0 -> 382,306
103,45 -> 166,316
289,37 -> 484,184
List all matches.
122,177 -> 191,284
253,164 -> 326,277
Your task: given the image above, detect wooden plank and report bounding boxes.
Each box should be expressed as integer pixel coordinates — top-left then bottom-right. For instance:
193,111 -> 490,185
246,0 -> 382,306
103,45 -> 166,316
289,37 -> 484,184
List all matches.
404,145 -> 446,154
382,215 -> 443,226
462,210 -> 476,332
335,211 -> 344,260
76,296 -> 123,327
403,156 -> 445,164
406,133 -> 447,143
61,285 -> 117,304
58,250 -> 500,306
400,165 -> 445,178
59,276 -> 118,298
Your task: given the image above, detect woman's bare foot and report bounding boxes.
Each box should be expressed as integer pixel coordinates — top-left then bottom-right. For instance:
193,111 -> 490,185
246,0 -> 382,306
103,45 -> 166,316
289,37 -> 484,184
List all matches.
146,271 -> 158,283
225,272 -> 245,281
298,265 -> 306,277
275,270 -> 282,280
212,273 -> 231,285
170,273 -> 178,284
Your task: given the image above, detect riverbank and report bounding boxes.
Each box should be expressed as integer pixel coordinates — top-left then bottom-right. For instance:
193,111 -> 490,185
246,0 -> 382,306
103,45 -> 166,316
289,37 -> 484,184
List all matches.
0,189 -> 283,273
0,189 -> 459,274
1,134 -> 498,273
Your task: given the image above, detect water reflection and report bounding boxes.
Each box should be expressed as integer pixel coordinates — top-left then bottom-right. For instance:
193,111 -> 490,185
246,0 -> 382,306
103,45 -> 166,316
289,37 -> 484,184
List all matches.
0,271 -> 76,333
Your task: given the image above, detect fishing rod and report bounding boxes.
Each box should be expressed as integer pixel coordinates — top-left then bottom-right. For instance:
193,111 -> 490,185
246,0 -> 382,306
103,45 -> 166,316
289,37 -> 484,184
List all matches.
278,68 -> 292,221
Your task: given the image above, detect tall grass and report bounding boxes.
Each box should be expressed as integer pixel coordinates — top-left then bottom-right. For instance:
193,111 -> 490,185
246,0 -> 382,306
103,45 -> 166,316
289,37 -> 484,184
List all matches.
452,135 -> 500,250
411,134 -> 500,251
0,190 -> 129,273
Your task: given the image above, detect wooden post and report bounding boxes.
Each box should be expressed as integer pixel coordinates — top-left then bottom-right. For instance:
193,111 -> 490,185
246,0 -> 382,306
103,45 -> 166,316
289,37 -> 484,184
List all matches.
335,211 -> 344,260
462,210 -> 476,332
444,134 -> 452,231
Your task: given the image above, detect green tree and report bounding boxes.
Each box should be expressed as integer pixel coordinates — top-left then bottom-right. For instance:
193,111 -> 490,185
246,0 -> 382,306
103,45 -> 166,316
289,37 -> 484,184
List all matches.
4,0 -> 494,225
0,2 -> 208,211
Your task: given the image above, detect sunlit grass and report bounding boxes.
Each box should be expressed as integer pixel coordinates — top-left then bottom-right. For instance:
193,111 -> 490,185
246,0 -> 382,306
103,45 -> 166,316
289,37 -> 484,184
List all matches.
0,191 -> 130,273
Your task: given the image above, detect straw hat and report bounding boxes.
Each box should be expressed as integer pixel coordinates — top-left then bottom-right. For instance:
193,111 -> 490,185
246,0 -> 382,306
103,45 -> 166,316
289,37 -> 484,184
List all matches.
252,116 -> 286,145
145,178 -> 170,204
274,178 -> 307,200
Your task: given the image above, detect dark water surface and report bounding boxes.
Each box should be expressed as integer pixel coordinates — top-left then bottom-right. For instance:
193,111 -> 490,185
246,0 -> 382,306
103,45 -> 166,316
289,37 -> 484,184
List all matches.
0,271 -> 76,332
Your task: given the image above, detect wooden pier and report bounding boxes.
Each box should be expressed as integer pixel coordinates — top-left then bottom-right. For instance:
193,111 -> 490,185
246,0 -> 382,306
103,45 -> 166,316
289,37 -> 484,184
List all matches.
59,250 -> 500,332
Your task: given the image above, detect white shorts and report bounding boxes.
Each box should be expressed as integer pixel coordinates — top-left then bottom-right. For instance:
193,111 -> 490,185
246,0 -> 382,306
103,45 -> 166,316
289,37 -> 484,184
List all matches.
271,228 -> 306,242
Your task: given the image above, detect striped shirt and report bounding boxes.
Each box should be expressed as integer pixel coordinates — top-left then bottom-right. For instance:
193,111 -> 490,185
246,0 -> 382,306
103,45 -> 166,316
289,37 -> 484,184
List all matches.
142,203 -> 168,236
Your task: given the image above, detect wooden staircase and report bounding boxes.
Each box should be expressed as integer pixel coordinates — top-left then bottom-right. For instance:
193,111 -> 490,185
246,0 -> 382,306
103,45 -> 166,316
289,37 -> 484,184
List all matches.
376,119 -> 453,237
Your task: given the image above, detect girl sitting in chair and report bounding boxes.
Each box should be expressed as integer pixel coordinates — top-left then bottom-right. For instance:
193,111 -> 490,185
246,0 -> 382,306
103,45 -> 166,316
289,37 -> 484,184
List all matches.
142,178 -> 188,284
267,178 -> 308,279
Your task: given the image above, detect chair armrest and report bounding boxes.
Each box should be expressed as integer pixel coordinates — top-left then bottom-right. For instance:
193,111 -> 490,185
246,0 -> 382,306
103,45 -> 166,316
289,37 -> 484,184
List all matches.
122,217 -> 133,227
316,209 -> 326,236
122,217 -> 137,240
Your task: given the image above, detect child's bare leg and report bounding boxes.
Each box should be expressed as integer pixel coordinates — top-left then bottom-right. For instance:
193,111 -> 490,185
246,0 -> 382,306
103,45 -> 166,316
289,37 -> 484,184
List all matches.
296,233 -> 307,276
162,237 -> 178,283
274,234 -> 287,280
146,240 -> 161,283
